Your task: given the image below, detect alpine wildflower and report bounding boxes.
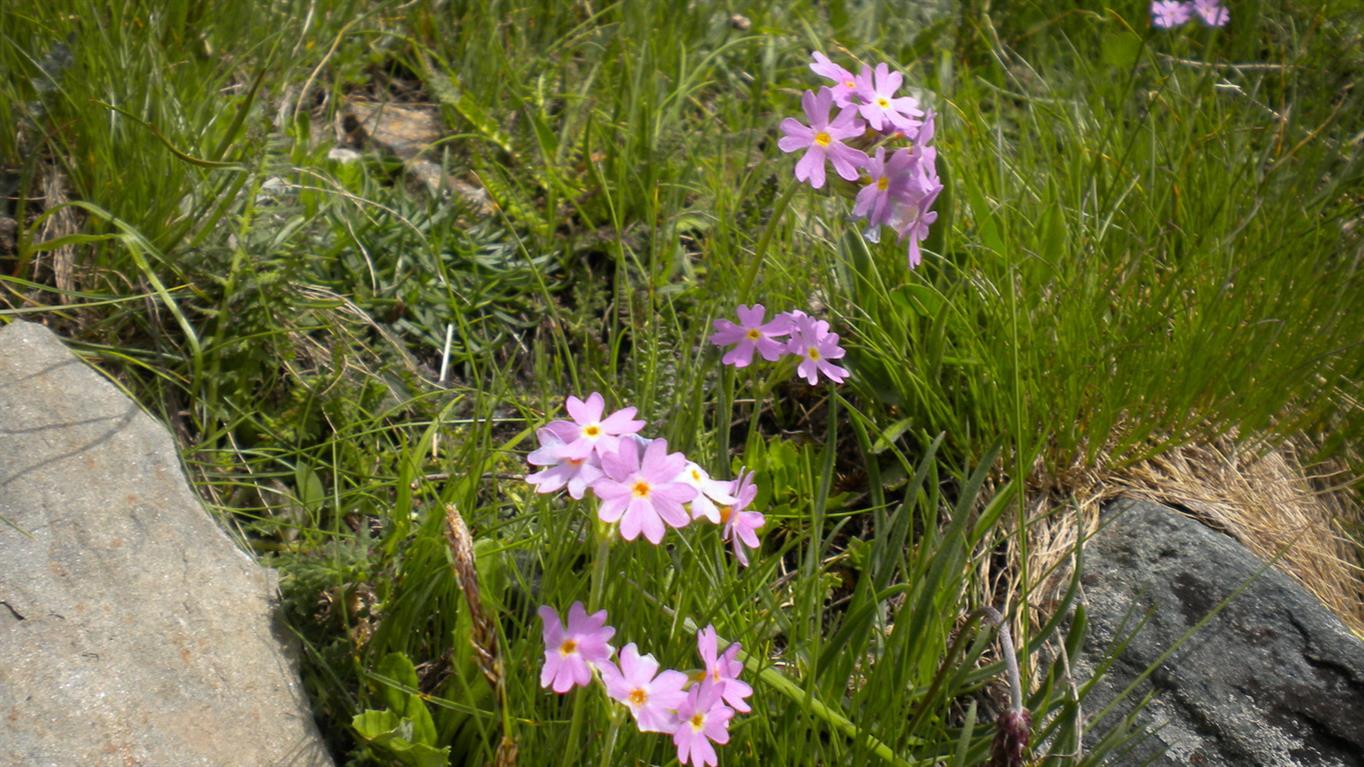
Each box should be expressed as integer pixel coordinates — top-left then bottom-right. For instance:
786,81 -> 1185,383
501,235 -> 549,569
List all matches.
786,313 -> 850,385
854,62 -> 924,134
593,437 -> 697,544
708,304 -> 793,368
720,470 -> 765,566
696,625 -> 754,713
1151,0 -> 1192,28
550,392 -> 646,462
1192,0 -> 1229,26
808,51 -> 862,108
677,461 -> 739,524
671,681 -> 735,767
538,602 -> 615,694
599,643 -> 691,734
777,87 -> 867,190
525,426 -> 604,500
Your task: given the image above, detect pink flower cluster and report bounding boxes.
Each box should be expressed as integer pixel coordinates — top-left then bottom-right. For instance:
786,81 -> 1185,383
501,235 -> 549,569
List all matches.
526,393 -> 766,564
539,605 -> 752,767
779,52 -> 943,268
709,304 -> 849,386
1151,0 -> 1229,28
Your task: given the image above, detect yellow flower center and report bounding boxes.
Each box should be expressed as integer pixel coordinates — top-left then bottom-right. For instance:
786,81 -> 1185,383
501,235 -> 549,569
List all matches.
690,712 -> 706,731
876,96 -> 889,109
814,131 -> 831,147
745,328 -> 761,341
843,79 -> 855,89
632,480 -> 652,498
808,347 -> 821,360
876,176 -> 889,191
628,688 -> 648,706
567,458 -> 584,467
583,424 -> 601,438
719,505 -> 733,524
559,639 -> 578,656
691,468 -> 703,481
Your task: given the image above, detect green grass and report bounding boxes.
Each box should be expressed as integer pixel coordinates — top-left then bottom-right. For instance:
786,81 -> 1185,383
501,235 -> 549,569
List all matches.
2,1 -> 1361,765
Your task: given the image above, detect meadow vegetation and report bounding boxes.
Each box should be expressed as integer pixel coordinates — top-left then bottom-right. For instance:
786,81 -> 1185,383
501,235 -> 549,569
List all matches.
2,1 -> 1361,764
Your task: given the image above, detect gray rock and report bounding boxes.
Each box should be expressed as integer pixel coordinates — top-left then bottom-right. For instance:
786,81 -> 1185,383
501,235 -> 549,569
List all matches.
1076,498 -> 1364,766
0,320 -> 333,767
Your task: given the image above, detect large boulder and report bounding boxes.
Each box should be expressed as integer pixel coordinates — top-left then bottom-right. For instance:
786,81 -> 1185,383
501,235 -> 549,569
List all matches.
1077,498 -> 1364,766
0,320 -> 333,767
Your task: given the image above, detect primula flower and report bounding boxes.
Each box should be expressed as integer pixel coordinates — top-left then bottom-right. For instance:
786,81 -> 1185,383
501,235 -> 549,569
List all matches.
1151,0 -> 1192,28
786,313 -> 850,385
671,681 -> 735,767
1192,0 -> 1228,26
538,602 -> 615,694
599,643 -> 690,733
677,461 -> 739,523
778,87 -> 867,190
708,304 -> 792,368
809,51 -> 862,108
526,426 -> 603,500
548,392 -> 645,462
890,182 -> 941,269
854,147 -> 918,230
854,63 -> 924,134
720,470 -> 765,566
593,437 -> 697,544
696,625 -> 753,713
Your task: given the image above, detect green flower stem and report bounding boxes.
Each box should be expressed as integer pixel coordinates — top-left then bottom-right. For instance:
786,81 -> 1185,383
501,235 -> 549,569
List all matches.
674,615 -> 922,767
598,704 -> 625,767
737,182 -> 800,301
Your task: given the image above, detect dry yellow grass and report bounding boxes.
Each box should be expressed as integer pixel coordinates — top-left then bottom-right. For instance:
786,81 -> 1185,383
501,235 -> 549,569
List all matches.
1012,436 -> 1364,639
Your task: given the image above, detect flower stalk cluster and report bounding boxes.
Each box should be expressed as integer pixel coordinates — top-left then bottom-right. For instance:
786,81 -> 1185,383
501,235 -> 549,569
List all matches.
709,304 -> 849,386
539,605 -> 751,767
1151,0 -> 1229,28
526,392 -> 765,564
779,51 -> 942,269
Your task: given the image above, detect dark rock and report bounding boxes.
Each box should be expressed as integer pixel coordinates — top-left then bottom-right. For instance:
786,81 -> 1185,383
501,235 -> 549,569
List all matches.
1076,498 -> 1364,766
0,320 -> 334,767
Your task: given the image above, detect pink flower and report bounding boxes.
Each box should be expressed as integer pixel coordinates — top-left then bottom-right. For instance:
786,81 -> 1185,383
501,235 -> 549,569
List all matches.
854,63 -> 924,134
889,182 -> 941,269
1192,0 -> 1228,26
1151,0 -> 1192,28
786,313 -> 849,385
599,643 -> 690,733
778,88 -> 868,190
592,437 -> 697,544
808,51 -> 861,108
671,681 -> 734,767
547,392 -> 645,462
853,147 -> 918,230
677,461 -> 739,524
538,602 -> 615,694
696,625 -> 753,713
709,304 -> 792,368
720,471 -> 765,566
526,426 -> 604,499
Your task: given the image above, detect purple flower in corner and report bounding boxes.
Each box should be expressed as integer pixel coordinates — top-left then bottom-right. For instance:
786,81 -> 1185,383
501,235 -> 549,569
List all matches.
778,87 -> 867,190
1151,0 -> 1192,28
538,602 -> 615,693
1192,0 -> 1228,26
808,51 -> 862,108
786,313 -> 849,385
709,303 -> 792,368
